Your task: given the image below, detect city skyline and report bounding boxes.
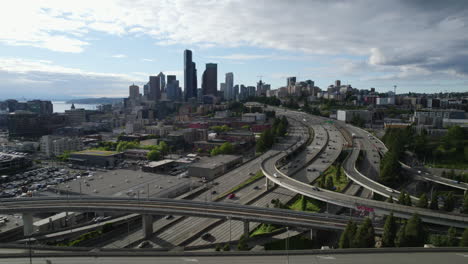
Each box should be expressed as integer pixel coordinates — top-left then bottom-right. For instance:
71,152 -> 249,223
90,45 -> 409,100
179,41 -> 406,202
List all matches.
0,0 -> 468,100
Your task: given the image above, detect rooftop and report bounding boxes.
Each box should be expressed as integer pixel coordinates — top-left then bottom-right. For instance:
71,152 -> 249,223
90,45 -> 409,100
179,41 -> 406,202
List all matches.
145,159 -> 174,168
71,150 -> 120,156
190,155 -> 241,169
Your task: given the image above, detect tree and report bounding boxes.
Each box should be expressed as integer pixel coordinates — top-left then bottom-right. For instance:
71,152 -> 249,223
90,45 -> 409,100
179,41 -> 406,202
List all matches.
158,141 -> 169,155
352,218 -> 375,248
382,213 -> 397,247
447,227 -> 458,247
300,195 -> 307,211
222,243 -> 230,251
237,235 -> 249,251
460,228 -> 468,247
443,192 -> 455,212
325,176 -> 334,190
429,193 -> 439,210
417,193 -> 428,208
215,244 -> 221,251
404,193 -> 412,207
404,214 -> 425,247
398,191 -> 406,205
147,150 -> 161,161
380,152 -> 402,186
339,221 -> 357,248
395,223 -> 407,247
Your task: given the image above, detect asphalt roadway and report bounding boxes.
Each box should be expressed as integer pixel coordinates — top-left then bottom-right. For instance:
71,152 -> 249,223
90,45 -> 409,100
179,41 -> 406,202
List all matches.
1,251 -> 467,264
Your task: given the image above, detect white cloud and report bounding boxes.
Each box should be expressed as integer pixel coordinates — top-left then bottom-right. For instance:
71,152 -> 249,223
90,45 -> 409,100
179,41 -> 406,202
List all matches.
208,54 -> 272,60
0,0 -> 466,83
0,57 -> 145,98
111,54 -> 127,59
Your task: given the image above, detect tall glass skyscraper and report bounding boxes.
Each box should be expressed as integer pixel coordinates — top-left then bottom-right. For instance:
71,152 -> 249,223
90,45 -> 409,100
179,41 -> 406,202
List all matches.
184,50 -> 197,101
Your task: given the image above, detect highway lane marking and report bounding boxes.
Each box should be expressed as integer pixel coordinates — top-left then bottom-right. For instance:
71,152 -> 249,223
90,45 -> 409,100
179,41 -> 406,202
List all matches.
317,255 -> 336,260
455,253 -> 468,257
181,258 -> 199,262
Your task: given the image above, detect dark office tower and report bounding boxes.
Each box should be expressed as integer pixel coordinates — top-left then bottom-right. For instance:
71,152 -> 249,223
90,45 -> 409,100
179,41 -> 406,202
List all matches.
184,49 -> 198,101
335,80 -> 341,87
167,75 -> 176,84
149,75 -> 161,101
192,62 -> 197,95
201,63 -> 217,96
143,83 -> 149,97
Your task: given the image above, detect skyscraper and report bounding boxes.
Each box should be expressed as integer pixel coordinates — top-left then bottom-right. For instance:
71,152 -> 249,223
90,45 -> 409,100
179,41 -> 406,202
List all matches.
129,84 -> 139,99
149,76 -> 161,101
166,75 -> 179,101
225,72 -> 234,100
158,72 -> 166,93
184,50 -> 197,101
202,63 -> 217,96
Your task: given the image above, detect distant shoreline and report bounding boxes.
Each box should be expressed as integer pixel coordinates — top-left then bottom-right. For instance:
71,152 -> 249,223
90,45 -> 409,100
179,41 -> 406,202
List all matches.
65,98 -> 123,104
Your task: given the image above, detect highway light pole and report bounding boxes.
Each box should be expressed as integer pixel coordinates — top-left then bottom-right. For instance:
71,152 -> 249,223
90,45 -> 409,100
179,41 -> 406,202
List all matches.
286,226 -> 289,264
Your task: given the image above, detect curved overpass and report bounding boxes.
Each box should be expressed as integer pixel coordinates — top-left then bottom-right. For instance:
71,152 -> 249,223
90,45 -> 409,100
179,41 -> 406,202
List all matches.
0,197 -> 368,232
261,111 -> 468,228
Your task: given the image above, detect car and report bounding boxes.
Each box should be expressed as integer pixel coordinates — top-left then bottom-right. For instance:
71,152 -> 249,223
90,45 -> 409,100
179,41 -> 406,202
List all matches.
312,186 -> 320,191
273,173 -> 278,178
211,190 -> 217,195
249,172 -> 254,176
165,215 -> 174,220
137,241 -> 150,248
201,233 -> 212,240
385,188 -> 395,193
227,193 -> 236,199
253,186 -> 260,190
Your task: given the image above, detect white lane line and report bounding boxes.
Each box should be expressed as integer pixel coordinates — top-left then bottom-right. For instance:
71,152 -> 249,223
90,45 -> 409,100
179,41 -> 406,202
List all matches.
317,255 -> 336,260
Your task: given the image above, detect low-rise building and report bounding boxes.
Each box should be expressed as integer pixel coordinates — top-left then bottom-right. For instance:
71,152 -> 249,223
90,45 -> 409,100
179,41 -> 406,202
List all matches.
40,135 -> 83,157
337,110 -> 371,123
69,150 -> 122,168
0,152 -> 31,173
187,154 -> 242,179
123,149 -> 150,160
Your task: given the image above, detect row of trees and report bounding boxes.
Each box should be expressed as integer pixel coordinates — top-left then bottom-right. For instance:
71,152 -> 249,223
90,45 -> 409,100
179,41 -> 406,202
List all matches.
382,213 -> 468,247
339,218 -> 375,248
210,142 -> 234,156
441,170 -> 468,184
379,127 -> 410,186
210,125 -> 232,133
256,116 -> 289,153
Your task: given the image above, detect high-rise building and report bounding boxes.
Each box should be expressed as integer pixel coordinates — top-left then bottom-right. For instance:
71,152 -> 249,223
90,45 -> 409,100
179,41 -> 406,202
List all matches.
287,77 -> 296,87
158,72 -> 166,93
225,72 -> 234,100
166,75 -> 179,101
184,50 -> 198,101
202,63 -> 218,96
233,84 -> 239,100
129,84 -> 139,99
149,75 -> 161,101
335,80 -> 341,87
143,83 -> 149,98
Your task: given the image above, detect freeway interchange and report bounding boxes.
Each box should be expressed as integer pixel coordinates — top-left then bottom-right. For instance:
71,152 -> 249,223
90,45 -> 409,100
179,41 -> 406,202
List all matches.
262,108 -> 468,228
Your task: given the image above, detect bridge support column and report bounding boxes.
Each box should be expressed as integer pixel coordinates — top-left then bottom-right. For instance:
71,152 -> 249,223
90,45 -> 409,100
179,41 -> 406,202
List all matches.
142,215 -> 153,239
22,213 -> 33,236
265,177 -> 270,190
243,221 -> 249,237
310,229 -> 317,240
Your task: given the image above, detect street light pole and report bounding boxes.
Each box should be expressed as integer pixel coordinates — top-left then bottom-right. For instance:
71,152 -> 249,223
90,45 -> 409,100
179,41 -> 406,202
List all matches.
286,226 -> 289,264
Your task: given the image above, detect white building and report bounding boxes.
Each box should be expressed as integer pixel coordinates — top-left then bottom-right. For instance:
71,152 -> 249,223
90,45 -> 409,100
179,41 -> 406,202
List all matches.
337,110 -> 371,123
40,135 -> 83,157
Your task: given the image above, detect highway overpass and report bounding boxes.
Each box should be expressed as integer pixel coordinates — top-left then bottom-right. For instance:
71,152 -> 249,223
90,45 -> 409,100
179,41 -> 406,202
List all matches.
0,197 -> 374,237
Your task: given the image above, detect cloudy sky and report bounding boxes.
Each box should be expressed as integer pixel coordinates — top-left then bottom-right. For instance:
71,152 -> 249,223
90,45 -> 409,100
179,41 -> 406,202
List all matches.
0,0 -> 467,99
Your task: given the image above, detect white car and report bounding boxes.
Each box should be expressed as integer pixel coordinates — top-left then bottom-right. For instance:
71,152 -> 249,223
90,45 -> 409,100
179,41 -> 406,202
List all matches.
273,173 -> 278,178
